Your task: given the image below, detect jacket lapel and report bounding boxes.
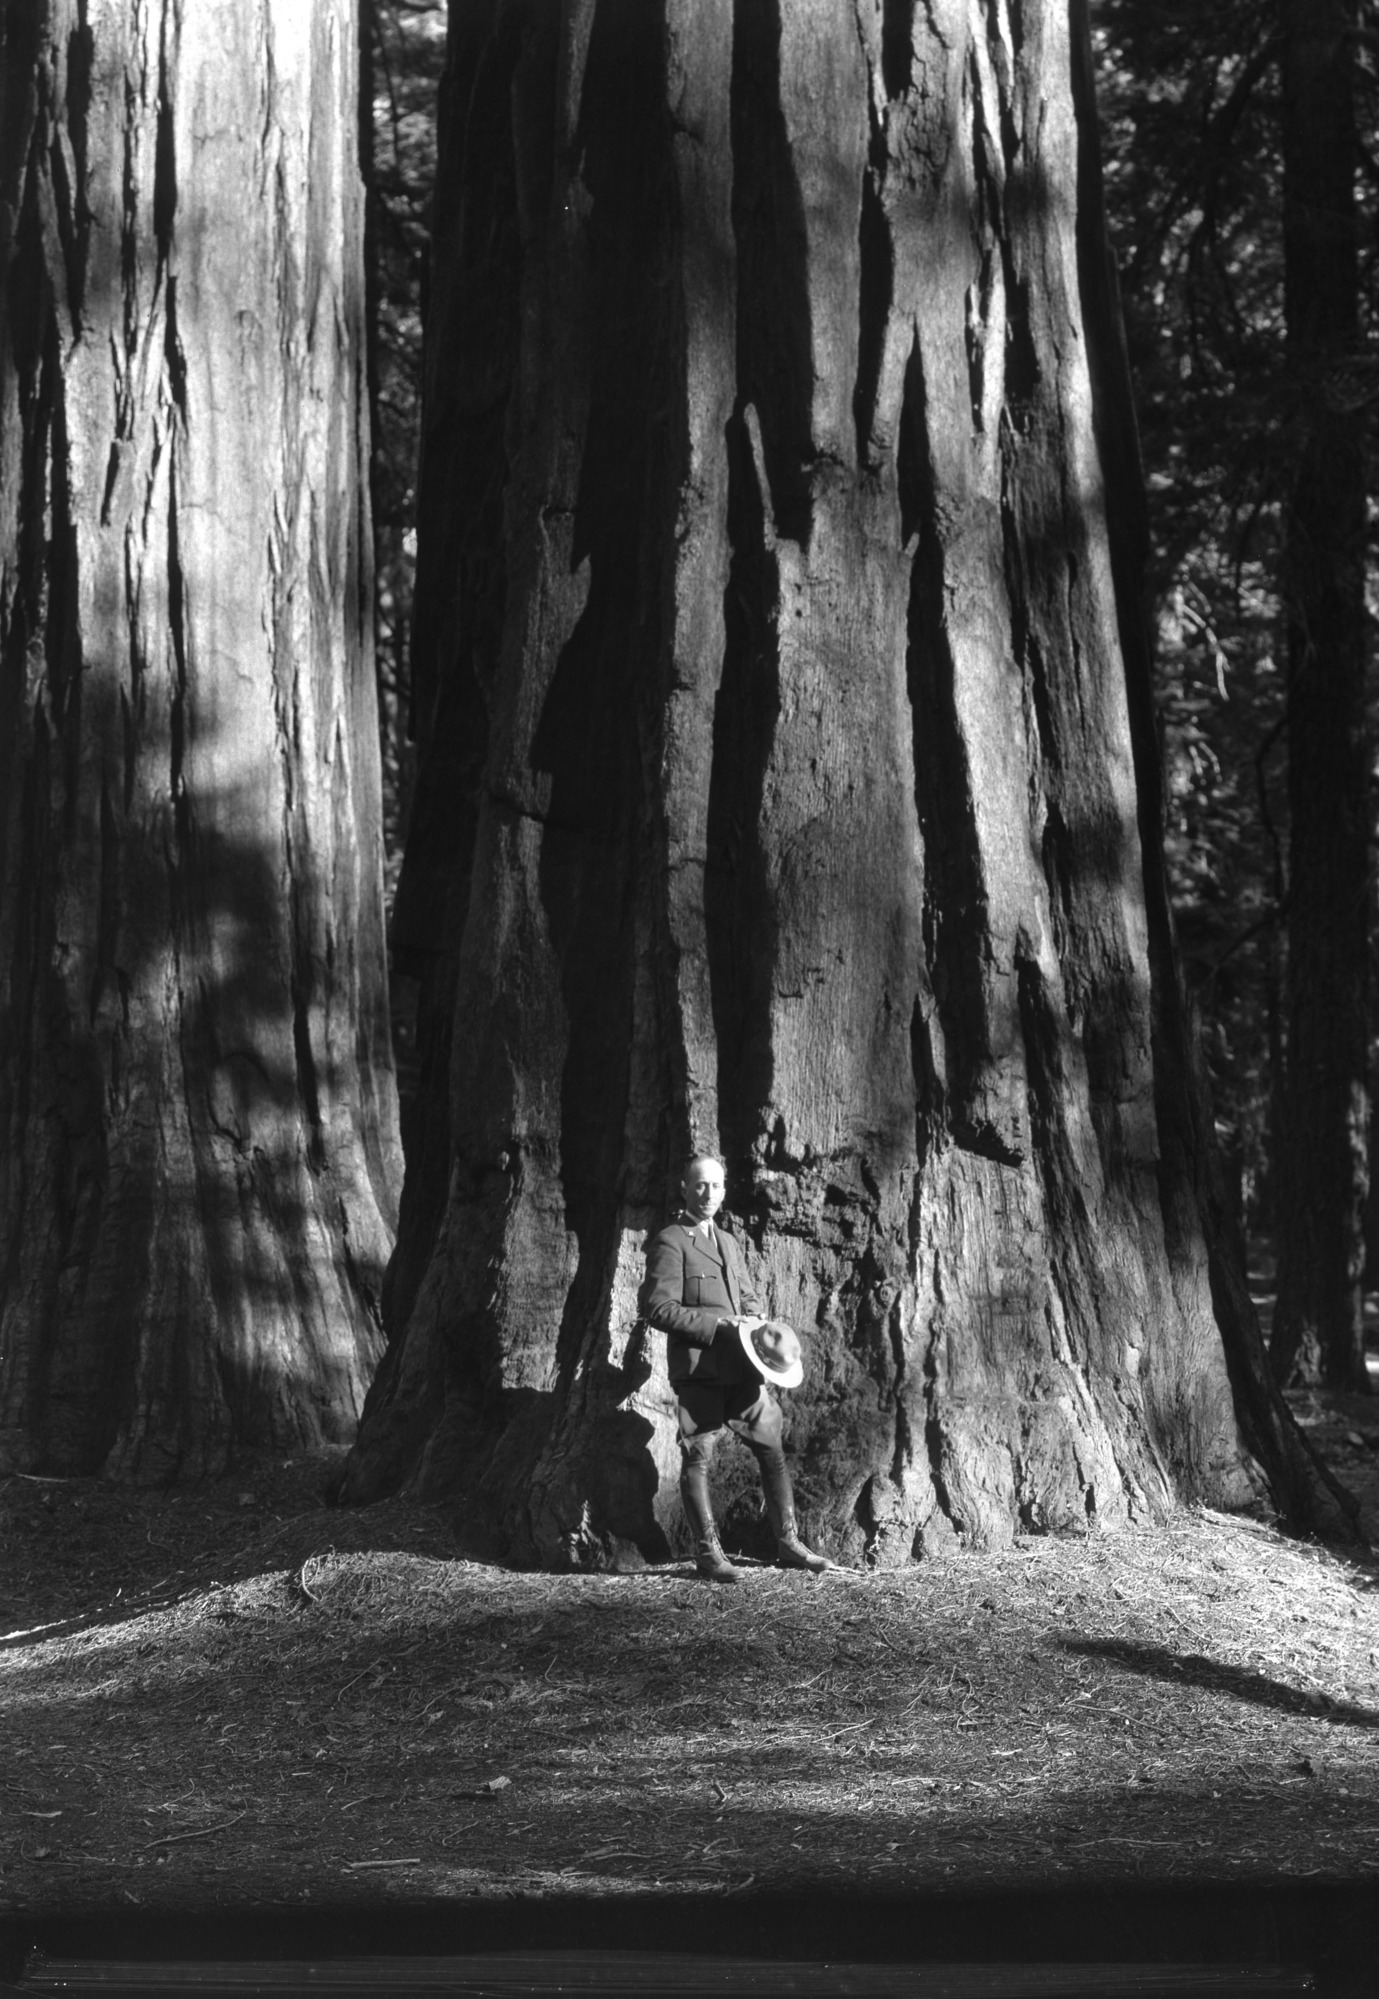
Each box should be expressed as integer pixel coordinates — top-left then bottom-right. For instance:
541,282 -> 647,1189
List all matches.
717,1228 -> 742,1313
679,1220 -> 723,1265
679,1220 -> 739,1311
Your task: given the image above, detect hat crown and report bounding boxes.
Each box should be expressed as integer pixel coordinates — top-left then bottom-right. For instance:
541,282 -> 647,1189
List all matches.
750,1321 -> 799,1363
738,1317 -> 805,1387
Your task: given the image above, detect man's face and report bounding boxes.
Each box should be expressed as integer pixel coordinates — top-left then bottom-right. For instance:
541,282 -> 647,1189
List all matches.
681,1158 -> 725,1224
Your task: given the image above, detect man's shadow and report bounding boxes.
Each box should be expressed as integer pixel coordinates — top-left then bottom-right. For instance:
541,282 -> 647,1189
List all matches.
1063,1635 -> 1379,1727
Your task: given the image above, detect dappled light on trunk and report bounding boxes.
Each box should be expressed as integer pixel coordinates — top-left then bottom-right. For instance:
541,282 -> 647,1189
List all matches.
0,1 -> 401,1478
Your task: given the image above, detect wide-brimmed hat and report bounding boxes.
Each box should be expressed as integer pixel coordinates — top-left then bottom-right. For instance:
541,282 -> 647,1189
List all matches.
738,1318 -> 805,1389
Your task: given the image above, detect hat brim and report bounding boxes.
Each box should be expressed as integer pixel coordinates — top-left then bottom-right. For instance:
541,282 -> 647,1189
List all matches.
738,1318 -> 804,1389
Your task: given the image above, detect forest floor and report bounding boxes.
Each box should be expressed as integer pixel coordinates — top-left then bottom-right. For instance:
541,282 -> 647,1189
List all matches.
2,1393 -> 1379,1950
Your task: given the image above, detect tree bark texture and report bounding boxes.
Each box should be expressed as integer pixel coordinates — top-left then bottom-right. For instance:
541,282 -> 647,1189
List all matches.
0,0 -> 402,1477
343,0 -> 1312,1564
1270,0 -> 1371,1393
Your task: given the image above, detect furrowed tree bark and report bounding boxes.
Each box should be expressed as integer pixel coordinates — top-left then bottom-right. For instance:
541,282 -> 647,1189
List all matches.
342,0 -> 1348,1563
1269,0 -> 1371,1394
0,0 -> 402,1478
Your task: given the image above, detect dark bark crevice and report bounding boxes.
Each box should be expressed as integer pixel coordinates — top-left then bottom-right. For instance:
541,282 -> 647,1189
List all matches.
153,19 -> 177,271
967,44 -> 1040,436
705,409 -> 780,1196
164,455 -> 192,864
852,165 -> 892,470
880,0 -> 914,102
729,0 -> 812,544
162,275 -> 188,426
902,339 -> 1013,1167
1015,951 -> 1063,1174
290,976 -> 326,1173
895,328 -> 926,547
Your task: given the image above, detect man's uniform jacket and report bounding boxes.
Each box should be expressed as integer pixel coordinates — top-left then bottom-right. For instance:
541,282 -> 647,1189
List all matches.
639,1219 -> 761,1388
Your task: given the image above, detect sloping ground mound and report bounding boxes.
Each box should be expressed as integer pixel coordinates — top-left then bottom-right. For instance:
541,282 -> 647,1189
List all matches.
2,1427 -> 1378,1918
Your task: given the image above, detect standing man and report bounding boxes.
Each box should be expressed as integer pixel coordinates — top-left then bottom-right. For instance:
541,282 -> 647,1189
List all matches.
639,1154 -> 830,1583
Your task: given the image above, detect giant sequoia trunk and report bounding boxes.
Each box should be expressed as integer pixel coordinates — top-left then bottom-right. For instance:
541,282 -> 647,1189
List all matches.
1269,0 -> 1371,1394
0,0 -> 401,1478
343,0 -> 1346,1563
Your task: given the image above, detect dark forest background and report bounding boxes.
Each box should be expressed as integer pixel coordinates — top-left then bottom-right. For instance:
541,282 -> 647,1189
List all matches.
1097,0 -> 1377,1394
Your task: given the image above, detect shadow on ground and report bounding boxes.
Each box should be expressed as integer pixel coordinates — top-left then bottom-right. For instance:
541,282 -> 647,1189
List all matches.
1062,1637 -> 1379,1728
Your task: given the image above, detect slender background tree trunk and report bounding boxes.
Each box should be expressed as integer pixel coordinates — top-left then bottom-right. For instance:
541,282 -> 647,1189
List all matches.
1270,0 -> 1370,1393
342,0 -> 1348,1562
0,0 -> 402,1478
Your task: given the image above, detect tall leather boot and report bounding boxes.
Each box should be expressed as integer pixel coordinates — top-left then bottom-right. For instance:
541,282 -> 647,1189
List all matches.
757,1448 -> 832,1572
680,1455 -> 741,1584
